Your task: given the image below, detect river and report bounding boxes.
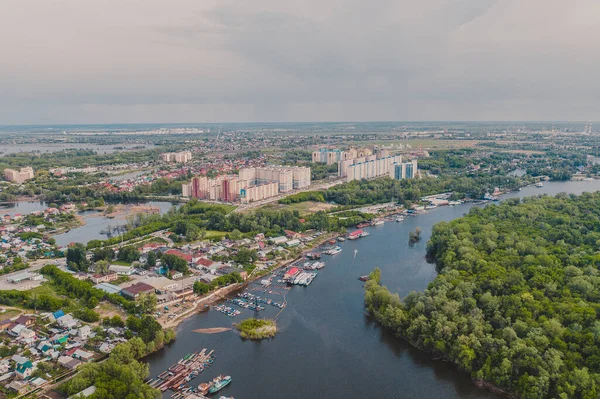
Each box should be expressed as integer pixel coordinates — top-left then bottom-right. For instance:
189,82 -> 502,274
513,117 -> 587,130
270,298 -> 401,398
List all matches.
146,180 -> 600,399
0,201 -> 175,246
53,201 -> 174,247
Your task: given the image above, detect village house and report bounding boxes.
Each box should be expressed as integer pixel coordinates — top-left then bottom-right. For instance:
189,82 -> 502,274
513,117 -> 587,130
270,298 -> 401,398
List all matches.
78,325 -> 91,340
91,272 -> 118,284
108,265 -> 133,275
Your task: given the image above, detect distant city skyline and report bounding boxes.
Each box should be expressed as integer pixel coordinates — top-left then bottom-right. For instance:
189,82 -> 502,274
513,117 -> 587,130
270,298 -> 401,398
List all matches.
1,0 -> 599,124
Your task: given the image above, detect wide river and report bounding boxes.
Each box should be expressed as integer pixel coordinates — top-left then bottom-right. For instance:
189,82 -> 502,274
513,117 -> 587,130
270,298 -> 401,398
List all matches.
146,180 -> 600,399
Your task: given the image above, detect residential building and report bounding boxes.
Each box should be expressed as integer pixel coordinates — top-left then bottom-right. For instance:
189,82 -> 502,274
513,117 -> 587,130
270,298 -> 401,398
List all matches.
160,151 -> 192,163
108,265 -> 133,275
339,154 -> 403,182
4,167 -> 34,184
393,160 -> 419,180
91,272 -> 118,284
121,282 -> 155,299
312,149 -> 354,165
78,326 -> 91,340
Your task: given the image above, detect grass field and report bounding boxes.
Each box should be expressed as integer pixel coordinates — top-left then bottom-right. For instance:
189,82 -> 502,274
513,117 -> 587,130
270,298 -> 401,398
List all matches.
0,309 -> 21,321
29,283 -> 62,299
112,260 -> 132,266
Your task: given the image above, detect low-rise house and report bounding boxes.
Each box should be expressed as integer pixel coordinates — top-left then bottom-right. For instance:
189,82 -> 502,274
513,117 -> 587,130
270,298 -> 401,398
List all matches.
58,356 -> 82,370
69,385 -> 96,398
78,325 -> 91,339
56,314 -> 77,329
14,315 -> 35,327
108,265 -> 133,275
19,327 -> 36,341
121,282 -> 154,299
7,380 -> 26,394
91,272 -> 118,284
73,349 -> 94,362
15,360 -> 33,379
98,342 -> 114,353
9,324 -> 26,337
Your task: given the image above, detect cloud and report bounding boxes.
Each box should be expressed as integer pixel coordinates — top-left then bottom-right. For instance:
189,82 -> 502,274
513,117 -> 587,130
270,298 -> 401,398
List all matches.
0,0 -> 599,123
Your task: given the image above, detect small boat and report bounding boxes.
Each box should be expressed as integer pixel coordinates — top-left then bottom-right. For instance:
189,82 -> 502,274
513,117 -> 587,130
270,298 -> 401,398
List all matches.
337,236 -> 346,242
359,275 -> 370,282
395,216 -> 405,222
326,246 -> 342,255
535,182 -> 544,187
328,239 -> 336,245
372,219 -> 384,226
209,375 -> 232,394
356,222 -> 370,228
306,253 -> 321,260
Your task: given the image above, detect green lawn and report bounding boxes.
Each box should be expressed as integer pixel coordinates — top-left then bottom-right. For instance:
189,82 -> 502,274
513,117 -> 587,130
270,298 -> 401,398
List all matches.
111,260 -> 132,266
29,283 -> 62,300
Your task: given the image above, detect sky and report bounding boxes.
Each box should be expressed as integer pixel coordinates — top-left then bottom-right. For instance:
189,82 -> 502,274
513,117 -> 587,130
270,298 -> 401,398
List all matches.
1,0 -> 599,124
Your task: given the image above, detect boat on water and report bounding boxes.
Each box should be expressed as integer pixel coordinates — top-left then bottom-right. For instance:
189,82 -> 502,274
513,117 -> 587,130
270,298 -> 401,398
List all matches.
348,229 -> 364,240
337,236 -> 346,242
306,252 -> 321,260
360,231 -> 369,237
208,375 -> 232,394
328,239 -> 337,245
372,219 -> 384,226
535,182 -> 544,187
356,222 -> 370,228
359,275 -> 370,282
325,246 -> 342,255
395,216 -> 405,222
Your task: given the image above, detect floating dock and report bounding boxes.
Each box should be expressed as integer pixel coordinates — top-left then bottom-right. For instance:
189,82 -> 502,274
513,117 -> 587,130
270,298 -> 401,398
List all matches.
148,348 -> 215,396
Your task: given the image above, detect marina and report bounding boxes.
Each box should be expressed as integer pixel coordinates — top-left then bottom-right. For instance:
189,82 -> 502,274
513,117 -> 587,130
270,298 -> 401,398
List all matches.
148,348 -> 217,397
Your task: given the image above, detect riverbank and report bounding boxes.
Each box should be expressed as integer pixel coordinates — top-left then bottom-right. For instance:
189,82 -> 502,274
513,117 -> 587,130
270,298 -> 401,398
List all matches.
160,231 -> 340,331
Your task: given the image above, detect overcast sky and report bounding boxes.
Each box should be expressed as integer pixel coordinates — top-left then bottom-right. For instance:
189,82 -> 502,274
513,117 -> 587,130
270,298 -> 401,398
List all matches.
1,0 -> 599,124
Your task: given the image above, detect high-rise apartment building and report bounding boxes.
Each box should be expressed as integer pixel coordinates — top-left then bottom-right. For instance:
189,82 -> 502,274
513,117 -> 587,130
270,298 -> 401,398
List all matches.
394,160 -> 418,180
182,165 -> 311,203
339,155 -> 403,182
160,151 -> 192,163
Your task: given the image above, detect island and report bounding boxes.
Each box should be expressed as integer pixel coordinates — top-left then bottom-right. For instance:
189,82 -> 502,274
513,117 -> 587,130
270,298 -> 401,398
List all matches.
236,318 -> 277,340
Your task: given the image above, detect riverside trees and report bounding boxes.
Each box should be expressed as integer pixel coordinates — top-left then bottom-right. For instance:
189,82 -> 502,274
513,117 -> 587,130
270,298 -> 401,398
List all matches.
365,193 -> 600,398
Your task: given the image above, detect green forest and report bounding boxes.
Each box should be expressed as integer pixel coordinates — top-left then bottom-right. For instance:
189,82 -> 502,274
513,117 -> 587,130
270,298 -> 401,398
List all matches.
365,193 -> 600,399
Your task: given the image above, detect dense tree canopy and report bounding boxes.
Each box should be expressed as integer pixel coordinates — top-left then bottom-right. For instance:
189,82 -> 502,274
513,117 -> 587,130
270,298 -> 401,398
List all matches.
366,193 -> 600,399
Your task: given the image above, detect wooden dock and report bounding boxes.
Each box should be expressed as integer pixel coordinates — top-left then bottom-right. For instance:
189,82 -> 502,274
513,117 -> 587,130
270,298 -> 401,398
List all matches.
147,348 -> 215,396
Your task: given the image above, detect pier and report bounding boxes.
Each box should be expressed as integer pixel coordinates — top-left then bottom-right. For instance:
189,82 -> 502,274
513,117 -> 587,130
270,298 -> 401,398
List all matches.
148,348 -> 216,396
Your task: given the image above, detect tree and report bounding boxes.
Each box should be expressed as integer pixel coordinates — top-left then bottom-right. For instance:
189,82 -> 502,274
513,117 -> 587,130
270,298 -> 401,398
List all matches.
66,243 -> 88,271
146,251 -> 157,268
137,293 -> 157,314
94,260 -> 110,274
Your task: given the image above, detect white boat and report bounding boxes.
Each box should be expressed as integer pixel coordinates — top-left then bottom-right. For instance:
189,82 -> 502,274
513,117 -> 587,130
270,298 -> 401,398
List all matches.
327,246 -> 342,255
337,236 -> 346,242
360,231 -> 370,237
395,216 -> 405,222
372,219 -> 384,226
535,182 -> 544,187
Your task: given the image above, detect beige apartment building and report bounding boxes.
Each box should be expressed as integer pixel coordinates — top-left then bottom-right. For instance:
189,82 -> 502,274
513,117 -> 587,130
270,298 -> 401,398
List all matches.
4,167 -> 34,184
160,151 -> 192,163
